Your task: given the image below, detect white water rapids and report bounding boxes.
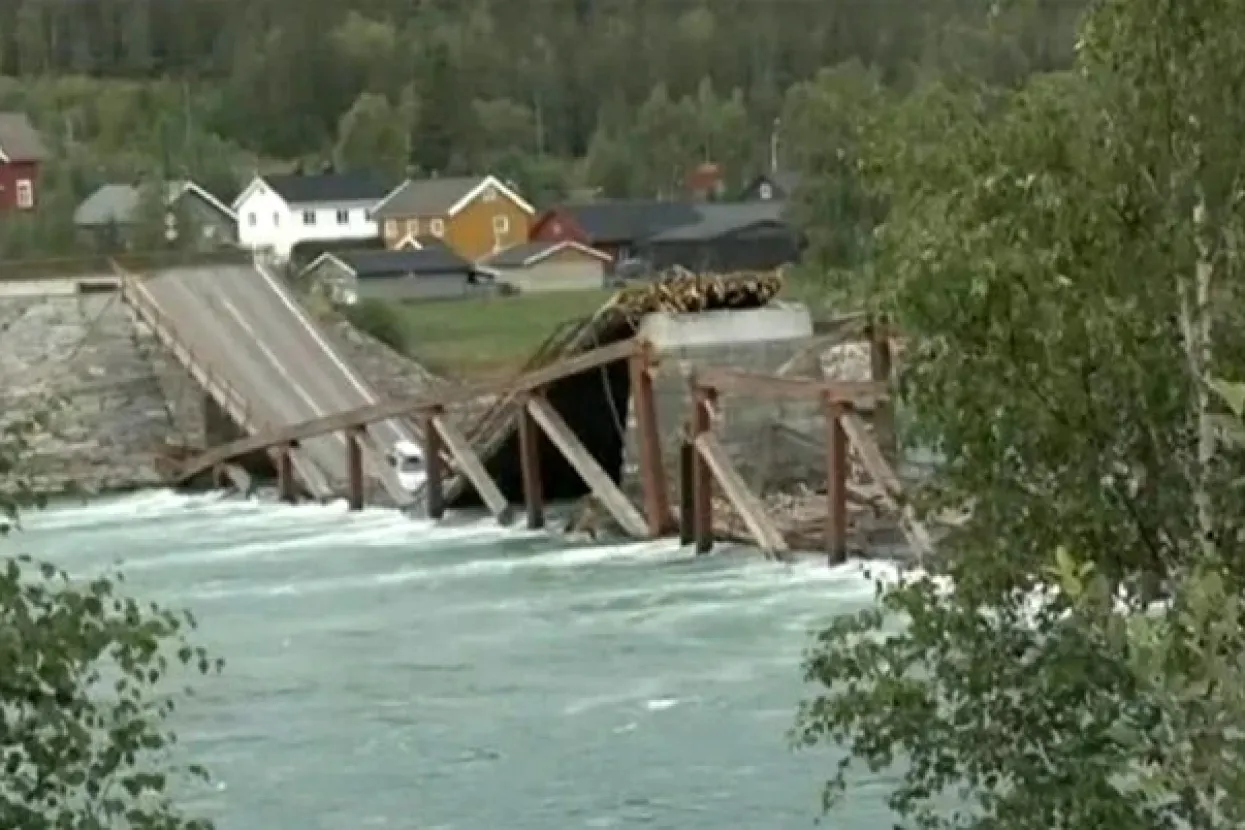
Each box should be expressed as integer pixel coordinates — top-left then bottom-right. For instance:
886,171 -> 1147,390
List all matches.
5,490 -> 901,829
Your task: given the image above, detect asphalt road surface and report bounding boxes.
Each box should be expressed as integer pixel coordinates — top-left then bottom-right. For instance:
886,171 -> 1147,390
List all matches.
136,264 -> 418,506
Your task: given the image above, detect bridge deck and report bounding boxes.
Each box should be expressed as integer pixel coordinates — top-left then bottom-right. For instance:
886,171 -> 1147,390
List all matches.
121,261 -> 418,506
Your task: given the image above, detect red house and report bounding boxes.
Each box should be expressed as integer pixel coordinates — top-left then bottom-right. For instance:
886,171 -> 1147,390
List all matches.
0,113 -> 47,212
529,201 -> 701,263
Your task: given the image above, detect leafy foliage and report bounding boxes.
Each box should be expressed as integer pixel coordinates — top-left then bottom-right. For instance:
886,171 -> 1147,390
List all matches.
344,299 -> 409,354
795,0 -> 1245,827
1,413 -> 222,827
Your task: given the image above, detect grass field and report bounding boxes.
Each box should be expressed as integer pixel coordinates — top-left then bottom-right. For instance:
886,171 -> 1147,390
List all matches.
384,275 -> 835,381
393,289 -> 617,380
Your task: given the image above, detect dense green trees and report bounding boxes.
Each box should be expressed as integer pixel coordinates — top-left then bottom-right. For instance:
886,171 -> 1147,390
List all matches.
795,0 -> 1245,826
0,0 -> 1092,262
0,0 -> 1083,188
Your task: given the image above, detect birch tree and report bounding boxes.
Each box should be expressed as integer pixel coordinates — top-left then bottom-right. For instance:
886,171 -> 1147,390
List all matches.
1,416 -> 223,828
796,0 -> 1245,827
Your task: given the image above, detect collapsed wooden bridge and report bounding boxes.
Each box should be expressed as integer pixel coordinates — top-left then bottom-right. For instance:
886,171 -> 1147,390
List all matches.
175,272 -> 933,562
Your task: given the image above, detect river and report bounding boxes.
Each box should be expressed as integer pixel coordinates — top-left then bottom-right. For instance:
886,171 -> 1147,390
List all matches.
8,491 -> 899,829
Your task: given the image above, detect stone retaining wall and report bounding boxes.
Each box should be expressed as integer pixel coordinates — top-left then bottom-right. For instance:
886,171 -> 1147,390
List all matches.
0,294 -> 201,495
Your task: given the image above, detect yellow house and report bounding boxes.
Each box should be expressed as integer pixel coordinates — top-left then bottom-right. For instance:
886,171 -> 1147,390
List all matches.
370,174 -> 535,261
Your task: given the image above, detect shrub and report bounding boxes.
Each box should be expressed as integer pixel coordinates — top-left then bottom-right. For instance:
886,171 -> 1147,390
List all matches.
344,299 -> 409,353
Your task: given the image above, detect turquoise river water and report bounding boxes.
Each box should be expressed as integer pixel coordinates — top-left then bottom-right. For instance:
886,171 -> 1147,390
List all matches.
6,491 -> 900,829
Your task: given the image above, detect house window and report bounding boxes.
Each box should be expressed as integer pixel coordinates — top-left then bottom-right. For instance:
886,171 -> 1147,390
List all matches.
405,218 -> 419,235
336,209 -> 350,225
482,185 -> 497,202
15,179 -> 33,209
248,212 -> 257,226
492,215 -> 509,234
430,218 -> 445,236
758,182 -> 774,200
384,220 -> 399,238
302,210 -> 316,225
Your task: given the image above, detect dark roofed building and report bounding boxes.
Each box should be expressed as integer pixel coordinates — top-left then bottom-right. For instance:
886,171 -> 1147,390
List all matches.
287,236 -> 387,272
301,246 -> 493,304
640,201 -> 802,272
528,200 -> 703,263
264,172 -> 393,205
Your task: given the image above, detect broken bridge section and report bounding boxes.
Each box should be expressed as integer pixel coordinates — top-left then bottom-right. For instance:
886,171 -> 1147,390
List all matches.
115,256 -> 419,506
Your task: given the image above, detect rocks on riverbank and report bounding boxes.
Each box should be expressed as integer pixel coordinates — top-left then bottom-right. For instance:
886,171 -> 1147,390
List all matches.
0,294 -> 461,498
0,293 -> 203,496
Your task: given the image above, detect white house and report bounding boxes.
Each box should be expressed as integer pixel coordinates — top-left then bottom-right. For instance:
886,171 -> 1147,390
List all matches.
232,172 -> 395,260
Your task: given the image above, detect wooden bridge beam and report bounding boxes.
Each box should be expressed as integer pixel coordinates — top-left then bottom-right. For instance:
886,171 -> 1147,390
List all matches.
176,337 -> 639,484
690,382 -> 715,554
516,393 -> 544,530
420,408 -> 446,520
630,342 -> 672,536
825,399 -> 849,564
346,426 -> 364,511
694,433 -> 789,559
526,396 -> 648,538
678,436 -> 695,546
432,414 -> 510,523
276,443 -> 297,503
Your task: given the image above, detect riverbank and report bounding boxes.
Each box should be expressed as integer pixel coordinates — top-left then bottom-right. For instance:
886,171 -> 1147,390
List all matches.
0,292 -> 438,497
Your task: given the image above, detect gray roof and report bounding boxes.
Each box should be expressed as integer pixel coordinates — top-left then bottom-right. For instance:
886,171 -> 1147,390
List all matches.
264,172 -> 392,205
647,201 -> 789,243
74,184 -> 141,227
337,248 -> 474,278
371,176 -> 485,219
0,112 -> 47,162
483,241 -> 559,268
482,240 -> 606,269
74,180 -> 225,227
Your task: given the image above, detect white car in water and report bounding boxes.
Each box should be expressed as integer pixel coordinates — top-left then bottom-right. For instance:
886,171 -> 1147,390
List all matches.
387,440 -> 427,491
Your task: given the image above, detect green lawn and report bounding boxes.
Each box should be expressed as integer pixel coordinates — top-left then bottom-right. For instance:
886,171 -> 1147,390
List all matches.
393,289 -> 617,380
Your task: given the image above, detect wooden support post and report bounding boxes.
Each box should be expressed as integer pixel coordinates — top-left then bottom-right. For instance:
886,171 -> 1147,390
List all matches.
630,342 -> 672,535
433,414 -> 511,522
517,394 -> 544,529
420,408 -> 445,520
346,426 -> 364,511
694,433 -> 790,559
526,396 -> 649,538
826,399 -> 849,564
869,317 -> 898,467
276,443 -> 296,503
678,435 -> 695,545
839,408 -> 935,561
691,382 -> 715,554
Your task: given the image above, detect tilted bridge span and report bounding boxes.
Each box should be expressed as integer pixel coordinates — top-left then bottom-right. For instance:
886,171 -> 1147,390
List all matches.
114,253 -> 421,506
